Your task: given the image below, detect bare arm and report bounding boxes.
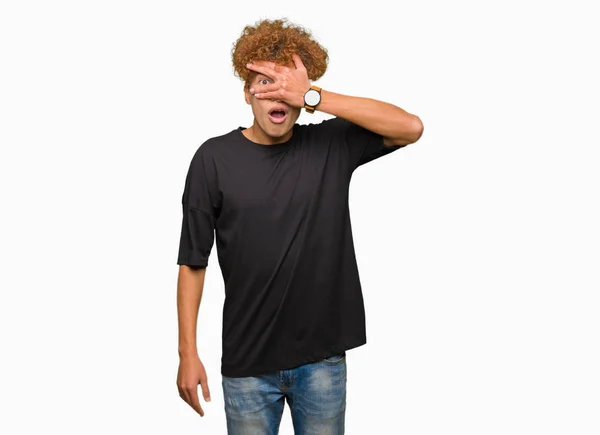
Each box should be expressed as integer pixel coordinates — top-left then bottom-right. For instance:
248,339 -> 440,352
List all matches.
317,89 -> 424,147
177,265 -> 206,357
176,265 -> 211,417
245,55 -> 424,147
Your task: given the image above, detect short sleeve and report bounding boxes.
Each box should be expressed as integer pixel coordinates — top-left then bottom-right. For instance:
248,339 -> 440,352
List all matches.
332,117 -> 408,169
176,146 -> 220,268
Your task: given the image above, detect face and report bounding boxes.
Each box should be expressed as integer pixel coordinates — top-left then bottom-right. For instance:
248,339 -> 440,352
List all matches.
244,72 -> 302,142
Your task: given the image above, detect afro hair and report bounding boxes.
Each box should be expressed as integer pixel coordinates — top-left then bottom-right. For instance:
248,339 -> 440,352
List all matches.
231,18 -> 329,91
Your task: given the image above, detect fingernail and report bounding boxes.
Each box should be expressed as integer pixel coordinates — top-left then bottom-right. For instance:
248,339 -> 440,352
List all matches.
207,396 -> 211,402
249,88 -> 254,94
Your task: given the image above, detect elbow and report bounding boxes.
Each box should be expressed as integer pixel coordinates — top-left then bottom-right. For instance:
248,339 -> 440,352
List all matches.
410,115 -> 424,143
383,115 -> 424,147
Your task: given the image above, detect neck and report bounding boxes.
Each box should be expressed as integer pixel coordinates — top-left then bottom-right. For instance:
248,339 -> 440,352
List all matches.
244,120 -> 293,145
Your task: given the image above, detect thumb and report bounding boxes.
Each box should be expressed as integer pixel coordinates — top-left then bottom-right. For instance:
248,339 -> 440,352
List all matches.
292,53 -> 305,71
200,377 -> 211,402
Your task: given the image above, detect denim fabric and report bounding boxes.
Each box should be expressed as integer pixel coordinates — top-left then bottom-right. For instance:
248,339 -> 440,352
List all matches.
221,352 -> 347,434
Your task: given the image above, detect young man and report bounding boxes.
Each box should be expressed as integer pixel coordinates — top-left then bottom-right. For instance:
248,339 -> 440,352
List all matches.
176,18 -> 423,434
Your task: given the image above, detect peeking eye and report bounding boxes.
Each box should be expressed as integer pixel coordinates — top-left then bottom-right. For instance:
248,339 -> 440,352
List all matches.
259,78 -> 270,86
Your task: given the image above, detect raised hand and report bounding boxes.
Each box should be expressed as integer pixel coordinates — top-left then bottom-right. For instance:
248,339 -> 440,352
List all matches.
246,53 -> 311,108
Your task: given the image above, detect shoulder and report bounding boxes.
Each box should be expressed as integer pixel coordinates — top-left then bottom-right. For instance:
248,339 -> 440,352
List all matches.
192,128 -> 238,160
303,116 -> 347,132
301,117 -> 352,145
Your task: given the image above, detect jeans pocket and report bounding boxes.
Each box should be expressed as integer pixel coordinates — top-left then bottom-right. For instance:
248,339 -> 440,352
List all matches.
321,351 -> 346,365
222,375 -> 272,415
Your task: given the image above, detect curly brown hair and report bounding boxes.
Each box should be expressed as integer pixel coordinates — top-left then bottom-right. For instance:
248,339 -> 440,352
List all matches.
231,18 -> 329,91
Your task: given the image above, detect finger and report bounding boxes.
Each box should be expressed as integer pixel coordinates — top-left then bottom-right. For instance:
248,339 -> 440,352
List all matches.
179,385 -> 199,415
200,377 -> 211,402
250,83 -> 279,95
274,64 -> 291,74
254,88 -> 286,100
187,386 -> 205,417
256,60 -> 278,69
178,384 -> 188,403
292,53 -> 305,70
246,62 -> 280,80
178,384 -> 186,401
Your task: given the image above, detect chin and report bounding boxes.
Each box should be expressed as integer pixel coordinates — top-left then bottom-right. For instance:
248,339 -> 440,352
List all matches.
265,120 -> 292,136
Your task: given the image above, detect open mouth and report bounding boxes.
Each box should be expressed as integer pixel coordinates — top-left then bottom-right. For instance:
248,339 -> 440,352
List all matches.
268,107 -> 288,124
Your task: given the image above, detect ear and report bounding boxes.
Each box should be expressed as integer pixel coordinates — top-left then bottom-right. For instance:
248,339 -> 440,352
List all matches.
244,85 -> 251,105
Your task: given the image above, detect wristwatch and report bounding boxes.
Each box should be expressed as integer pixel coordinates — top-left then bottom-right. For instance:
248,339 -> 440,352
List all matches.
304,85 -> 322,114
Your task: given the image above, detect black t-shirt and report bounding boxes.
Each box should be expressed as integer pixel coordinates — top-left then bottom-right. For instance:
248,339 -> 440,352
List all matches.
177,116 -> 407,377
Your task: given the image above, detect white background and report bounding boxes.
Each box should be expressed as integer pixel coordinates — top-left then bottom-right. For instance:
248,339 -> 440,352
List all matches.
1,1 -> 599,434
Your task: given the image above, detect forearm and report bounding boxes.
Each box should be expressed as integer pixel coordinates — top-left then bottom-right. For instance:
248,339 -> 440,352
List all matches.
244,58 -> 423,145
317,89 -> 423,144
177,265 -> 207,357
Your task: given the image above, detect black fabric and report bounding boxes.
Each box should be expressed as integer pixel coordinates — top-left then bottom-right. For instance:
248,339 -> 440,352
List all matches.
177,116 -> 407,377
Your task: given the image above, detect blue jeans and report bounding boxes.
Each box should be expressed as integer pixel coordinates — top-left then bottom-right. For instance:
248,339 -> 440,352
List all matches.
221,351 -> 347,434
